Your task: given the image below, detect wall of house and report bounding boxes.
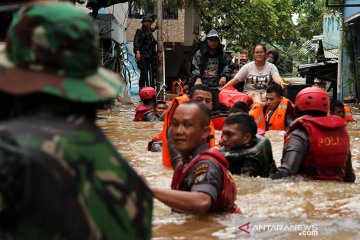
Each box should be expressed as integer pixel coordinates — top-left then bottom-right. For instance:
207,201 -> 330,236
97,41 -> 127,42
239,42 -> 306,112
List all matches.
342,0 -> 360,100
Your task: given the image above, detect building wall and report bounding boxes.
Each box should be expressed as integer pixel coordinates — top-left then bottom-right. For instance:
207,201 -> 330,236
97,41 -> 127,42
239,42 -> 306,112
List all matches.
126,9 -> 185,44
342,0 -> 360,100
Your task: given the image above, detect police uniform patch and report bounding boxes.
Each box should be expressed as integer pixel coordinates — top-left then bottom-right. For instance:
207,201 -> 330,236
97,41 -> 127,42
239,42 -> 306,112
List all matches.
194,163 -> 209,175
194,173 -> 207,184
193,163 -> 209,184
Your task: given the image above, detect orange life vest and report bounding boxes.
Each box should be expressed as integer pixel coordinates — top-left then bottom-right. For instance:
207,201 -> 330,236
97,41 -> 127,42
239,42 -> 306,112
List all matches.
265,97 -> 293,131
249,104 -> 265,131
171,148 -> 239,213
344,106 -> 355,122
171,80 -> 184,94
162,95 -> 190,168
161,94 -> 215,169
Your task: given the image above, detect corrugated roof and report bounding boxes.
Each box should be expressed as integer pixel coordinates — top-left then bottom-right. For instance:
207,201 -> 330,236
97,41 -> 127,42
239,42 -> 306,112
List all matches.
324,48 -> 339,59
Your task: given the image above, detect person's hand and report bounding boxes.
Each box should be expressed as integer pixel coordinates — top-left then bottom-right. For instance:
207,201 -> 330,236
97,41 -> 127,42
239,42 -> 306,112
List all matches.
219,77 -> 226,86
136,51 -> 141,62
279,81 -> 288,89
195,78 -> 202,85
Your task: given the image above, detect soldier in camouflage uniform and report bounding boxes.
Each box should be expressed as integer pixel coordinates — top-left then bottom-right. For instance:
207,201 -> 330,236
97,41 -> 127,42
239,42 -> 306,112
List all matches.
0,2 -> 152,240
133,14 -> 157,89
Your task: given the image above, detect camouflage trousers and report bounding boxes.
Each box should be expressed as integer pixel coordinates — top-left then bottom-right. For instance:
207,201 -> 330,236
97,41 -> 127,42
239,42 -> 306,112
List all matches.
137,56 -> 157,89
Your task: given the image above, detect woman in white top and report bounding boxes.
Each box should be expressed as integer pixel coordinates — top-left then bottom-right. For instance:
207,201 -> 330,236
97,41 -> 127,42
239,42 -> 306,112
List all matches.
221,44 -> 287,105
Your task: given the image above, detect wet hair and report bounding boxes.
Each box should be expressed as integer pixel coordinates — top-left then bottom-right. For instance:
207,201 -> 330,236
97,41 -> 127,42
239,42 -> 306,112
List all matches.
189,84 -> 212,99
266,84 -> 283,97
181,100 -> 210,127
224,114 -> 257,139
156,100 -> 166,105
296,109 -> 327,118
229,101 -> 250,114
142,97 -> 156,106
330,99 -> 344,113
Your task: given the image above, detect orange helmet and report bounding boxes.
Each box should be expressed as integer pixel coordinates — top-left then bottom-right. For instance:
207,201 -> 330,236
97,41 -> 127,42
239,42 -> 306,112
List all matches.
139,87 -> 157,100
295,87 -> 329,113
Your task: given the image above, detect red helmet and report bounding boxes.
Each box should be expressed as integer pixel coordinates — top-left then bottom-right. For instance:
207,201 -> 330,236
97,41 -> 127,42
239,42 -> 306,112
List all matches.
295,87 -> 329,113
139,87 -> 157,100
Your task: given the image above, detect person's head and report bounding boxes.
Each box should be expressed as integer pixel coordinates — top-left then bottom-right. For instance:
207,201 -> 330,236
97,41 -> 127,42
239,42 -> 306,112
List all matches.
156,100 -> 167,115
295,87 -> 329,117
265,84 -> 283,111
267,49 -> 279,65
0,2 -> 122,116
239,52 -> 248,64
171,100 -> 211,156
139,87 -> 157,106
253,44 -> 267,63
330,99 -> 345,119
222,114 -> 257,151
228,101 -> 250,116
229,62 -> 240,74
142,14 -> 154,29
189,84 -> 213,110
206,29 -> 220,50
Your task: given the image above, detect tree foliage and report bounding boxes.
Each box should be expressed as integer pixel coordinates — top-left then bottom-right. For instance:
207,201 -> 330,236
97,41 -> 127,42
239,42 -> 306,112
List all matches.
192,0 -> 296,53
292,0 -> 328,43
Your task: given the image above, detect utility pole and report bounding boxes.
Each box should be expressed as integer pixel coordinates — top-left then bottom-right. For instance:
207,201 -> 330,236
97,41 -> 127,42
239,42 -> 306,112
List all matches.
156,0 -> 165,100
337,16 -> 344,101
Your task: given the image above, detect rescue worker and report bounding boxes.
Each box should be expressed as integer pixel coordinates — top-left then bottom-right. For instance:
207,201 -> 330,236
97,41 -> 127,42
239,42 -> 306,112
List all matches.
133,14 -> 157,89
162,84 -> 216,169
134,87 -> 160,121
151,101 -> 239,214
330,99 -> 356,122
271,87 -> 356,182
0,3 -> 152,239
263,84 -> 295,131
221,114 -> 276,177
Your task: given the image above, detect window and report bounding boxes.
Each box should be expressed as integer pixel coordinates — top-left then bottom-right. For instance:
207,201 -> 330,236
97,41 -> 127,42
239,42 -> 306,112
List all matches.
128,2 -> 178,20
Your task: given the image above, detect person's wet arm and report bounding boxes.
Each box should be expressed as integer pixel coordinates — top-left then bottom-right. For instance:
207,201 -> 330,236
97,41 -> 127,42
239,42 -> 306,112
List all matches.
151,187 -> 212,214
271,129 -> 308,179
190,161 -> 223,210
343,152 -> 356,182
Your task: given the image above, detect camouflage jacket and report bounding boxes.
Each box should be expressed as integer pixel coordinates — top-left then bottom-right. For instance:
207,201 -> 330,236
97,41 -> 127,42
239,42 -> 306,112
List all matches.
0,115 -> 152,240
133,26 -> 156,57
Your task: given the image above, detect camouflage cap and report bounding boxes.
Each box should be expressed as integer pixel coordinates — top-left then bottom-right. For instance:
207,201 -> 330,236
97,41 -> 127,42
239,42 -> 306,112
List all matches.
0,2 -> 123,102
142,14 -> 154,23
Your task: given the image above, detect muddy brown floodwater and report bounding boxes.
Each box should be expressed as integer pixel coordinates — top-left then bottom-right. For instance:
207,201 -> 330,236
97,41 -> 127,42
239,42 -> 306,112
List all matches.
97,100 -> 360,240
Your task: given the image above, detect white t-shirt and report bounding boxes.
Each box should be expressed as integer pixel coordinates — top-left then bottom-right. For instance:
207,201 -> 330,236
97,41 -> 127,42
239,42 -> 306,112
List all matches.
234,61 -> 280,93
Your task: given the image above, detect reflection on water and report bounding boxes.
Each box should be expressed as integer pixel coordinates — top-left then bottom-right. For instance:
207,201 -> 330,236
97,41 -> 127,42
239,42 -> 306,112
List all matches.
97,101 -> 360,240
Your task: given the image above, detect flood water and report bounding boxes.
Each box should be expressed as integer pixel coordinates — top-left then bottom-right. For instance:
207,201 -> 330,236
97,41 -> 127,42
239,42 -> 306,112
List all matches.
97,100 -> 360,240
